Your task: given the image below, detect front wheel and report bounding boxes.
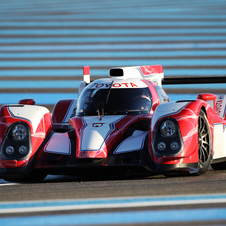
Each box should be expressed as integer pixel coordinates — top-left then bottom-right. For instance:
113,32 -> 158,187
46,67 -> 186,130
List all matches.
197,110 -> 212,174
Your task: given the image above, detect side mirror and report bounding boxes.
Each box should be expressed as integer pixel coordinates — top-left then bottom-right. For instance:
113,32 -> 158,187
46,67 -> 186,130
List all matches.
18,99 -> 35,105
152,103 -> 159,112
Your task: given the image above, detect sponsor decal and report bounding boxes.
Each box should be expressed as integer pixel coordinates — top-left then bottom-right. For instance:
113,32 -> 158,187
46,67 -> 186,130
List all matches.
216,98 -> 223,115
140,65 -> 163,76
92,123 -> 104,127
90,82 -> 138,88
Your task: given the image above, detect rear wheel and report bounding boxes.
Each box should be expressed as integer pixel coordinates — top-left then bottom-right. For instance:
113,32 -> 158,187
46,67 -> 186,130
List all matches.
211,162 -> 226,170
197,110 -> 211,174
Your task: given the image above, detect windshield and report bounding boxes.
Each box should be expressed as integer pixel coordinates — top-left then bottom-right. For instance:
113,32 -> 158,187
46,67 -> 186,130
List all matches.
76,87 -> 152,116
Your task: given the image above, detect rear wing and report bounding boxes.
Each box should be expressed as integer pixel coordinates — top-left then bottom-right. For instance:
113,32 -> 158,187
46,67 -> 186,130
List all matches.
163,76 -> 226,85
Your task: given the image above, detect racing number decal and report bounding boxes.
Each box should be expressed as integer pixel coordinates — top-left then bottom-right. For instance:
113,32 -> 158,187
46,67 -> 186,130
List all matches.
92,123 -> 104,127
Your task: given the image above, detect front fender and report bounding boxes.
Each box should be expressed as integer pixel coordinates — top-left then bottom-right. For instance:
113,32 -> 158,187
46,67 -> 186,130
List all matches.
0,105 -> 52,169
150,100 -> 212,165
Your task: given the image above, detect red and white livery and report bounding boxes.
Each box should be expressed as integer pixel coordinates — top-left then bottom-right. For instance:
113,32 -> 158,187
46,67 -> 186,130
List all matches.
0,65 -> 226,182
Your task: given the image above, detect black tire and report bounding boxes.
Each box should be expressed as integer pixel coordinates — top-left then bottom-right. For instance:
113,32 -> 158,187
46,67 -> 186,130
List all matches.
211,162 -> 226,170
163,171 -> 190,177
197,110 -> 212,174
3,172 -> 47,183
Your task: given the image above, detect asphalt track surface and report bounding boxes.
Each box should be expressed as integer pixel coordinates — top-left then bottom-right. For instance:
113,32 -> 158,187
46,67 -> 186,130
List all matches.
1,170 -> 226,225
1,0 -> 226,225
0,169 -> 226,201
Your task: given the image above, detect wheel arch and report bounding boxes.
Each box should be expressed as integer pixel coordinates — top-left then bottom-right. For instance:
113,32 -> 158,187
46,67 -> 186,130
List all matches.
200,106 -> 207,116
197,108 -> 213,174
199,106 -> 213,155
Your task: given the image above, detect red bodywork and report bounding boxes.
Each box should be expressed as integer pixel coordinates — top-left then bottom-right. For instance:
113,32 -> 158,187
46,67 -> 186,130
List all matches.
1,66 -> 226,180
0,106 -> 52,169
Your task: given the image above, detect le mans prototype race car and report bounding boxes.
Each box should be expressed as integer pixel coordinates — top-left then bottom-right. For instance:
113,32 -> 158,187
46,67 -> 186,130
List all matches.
1,65 -> 226,182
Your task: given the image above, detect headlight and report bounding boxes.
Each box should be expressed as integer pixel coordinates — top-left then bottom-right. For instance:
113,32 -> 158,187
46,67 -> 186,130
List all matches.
157,142 -> 166,151
18,145 -> 28,155
160,120 -> 176,137
6,146 -> 14,155
170,141 -> 179,151
11,124 -> 28,141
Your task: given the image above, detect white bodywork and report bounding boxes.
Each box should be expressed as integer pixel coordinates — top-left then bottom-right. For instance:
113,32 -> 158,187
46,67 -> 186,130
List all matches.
78,65 -> 164,96
114,130 -> 148,154
213,124 -> 226,159
44,133 -> 71,155
151,101 -> 189,131
8,105 -> 50,133
87,78 -> 148,89
151,101 -> 226,161
215,94 -> 226,119
80,116 -> 124,151
110,65 -> 164,87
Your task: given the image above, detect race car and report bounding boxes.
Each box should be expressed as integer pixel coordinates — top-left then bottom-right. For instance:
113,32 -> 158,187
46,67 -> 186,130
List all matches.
1,65 -> 226,182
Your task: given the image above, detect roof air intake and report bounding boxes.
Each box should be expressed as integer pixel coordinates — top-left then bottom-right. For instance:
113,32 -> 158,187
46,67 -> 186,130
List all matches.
109,68 -> 124,77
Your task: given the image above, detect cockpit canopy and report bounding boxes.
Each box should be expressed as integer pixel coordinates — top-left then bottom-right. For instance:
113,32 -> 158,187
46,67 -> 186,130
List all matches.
76,87 -> 152,116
